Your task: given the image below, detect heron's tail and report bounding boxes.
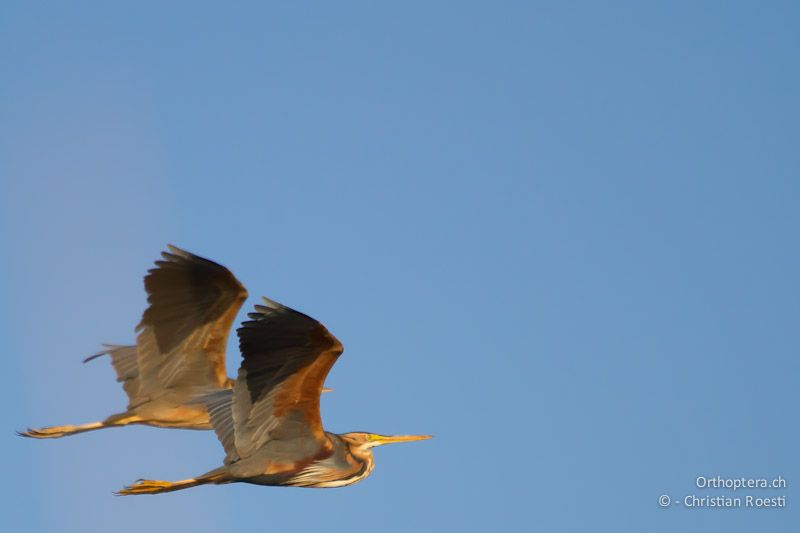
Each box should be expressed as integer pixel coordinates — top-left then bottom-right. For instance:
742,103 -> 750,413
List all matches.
117,468 -> 230,496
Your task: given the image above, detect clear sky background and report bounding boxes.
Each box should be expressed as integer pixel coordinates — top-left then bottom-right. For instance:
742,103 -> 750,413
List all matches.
1,2 -> 798,532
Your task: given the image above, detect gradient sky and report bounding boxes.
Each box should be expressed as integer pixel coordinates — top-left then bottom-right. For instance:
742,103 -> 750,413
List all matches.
1,2 -> 798,532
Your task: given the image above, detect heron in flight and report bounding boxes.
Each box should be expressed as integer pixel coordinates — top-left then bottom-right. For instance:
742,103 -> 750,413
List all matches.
20,246 -> 328,438
118,295 -> 431,494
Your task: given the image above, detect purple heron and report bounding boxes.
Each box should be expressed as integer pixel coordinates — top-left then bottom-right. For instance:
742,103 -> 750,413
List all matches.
20,246 -> 257,437
118,296 -> 430,494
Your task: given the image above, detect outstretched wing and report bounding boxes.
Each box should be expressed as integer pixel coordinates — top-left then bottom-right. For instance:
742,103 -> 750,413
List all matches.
224,296 -> 343,469
133,245 -> 247,404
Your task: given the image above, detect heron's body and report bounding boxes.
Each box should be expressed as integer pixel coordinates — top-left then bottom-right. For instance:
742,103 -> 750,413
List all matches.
120,432 -> 427,494
20,246 -> 248,438
18,245 -> 429,491
119,295 -> 430,494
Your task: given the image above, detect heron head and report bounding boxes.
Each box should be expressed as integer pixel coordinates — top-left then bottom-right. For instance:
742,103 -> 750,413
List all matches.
342,432 -> 432,450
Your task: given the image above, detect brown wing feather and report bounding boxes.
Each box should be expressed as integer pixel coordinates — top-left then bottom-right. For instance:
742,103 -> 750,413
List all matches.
231,296 -> 342,460
134,245 -> 247,400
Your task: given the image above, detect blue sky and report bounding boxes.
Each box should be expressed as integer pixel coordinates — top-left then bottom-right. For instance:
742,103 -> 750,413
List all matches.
1,2 -> 798,531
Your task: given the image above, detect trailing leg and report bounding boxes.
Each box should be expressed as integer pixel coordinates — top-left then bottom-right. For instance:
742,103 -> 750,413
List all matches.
117,469 -> 230,495
18,413 -> 141,439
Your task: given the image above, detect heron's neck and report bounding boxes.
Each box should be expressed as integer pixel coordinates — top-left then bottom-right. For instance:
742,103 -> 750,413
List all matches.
284,435 -> 376,488
346,445 -> 376,484
350,445 -> 374,467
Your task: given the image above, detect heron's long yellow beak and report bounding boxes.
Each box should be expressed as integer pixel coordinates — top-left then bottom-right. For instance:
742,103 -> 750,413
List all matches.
368,434 -> 432,445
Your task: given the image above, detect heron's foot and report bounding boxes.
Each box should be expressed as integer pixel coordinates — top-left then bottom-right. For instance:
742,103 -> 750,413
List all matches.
116,478 -> 202,495
17,420 -> 105,439
18,425 -> 74,439
116,479 -> 171,495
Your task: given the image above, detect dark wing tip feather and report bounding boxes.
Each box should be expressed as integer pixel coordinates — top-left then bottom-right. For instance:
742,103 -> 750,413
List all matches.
260,296 -> 286,310
246,296 -> 318,322
236,295 -> 343,405
166,243 -> 189,256
143,245 -> 248,300
139,245 -> 248,353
